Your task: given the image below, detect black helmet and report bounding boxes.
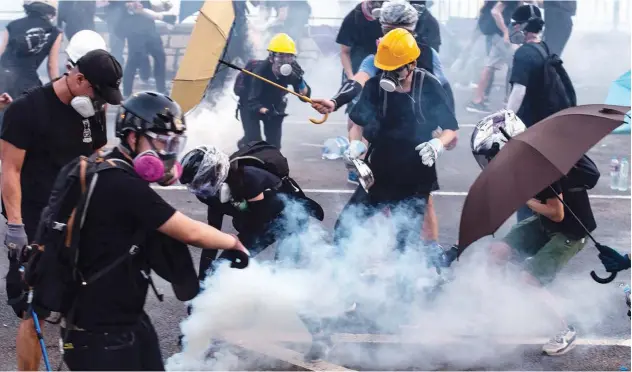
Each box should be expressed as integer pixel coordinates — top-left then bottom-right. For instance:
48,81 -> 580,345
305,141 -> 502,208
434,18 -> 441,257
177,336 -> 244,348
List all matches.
115,91 -> 186,138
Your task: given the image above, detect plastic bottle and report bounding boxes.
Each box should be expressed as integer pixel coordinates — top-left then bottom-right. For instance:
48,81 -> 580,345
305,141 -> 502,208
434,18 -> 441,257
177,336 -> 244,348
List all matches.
322,136 -> 349,160
618,157 -> 629,192
610,157 -> 621,190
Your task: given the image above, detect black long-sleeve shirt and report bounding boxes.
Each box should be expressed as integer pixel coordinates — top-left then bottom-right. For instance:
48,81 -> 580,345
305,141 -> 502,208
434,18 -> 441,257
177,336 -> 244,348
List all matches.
245,60 -> 306,113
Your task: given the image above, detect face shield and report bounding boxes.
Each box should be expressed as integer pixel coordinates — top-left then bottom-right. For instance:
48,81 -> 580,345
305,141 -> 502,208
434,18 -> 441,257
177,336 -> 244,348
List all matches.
186,147 -> 231,199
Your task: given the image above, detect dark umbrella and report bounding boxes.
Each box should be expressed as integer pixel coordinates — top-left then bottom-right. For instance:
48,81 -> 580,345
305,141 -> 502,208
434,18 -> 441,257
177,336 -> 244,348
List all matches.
458,104 -> 630,283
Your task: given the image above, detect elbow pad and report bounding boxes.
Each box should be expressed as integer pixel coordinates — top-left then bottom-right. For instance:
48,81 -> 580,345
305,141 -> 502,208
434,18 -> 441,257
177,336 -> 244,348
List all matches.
331,80 -> 362,111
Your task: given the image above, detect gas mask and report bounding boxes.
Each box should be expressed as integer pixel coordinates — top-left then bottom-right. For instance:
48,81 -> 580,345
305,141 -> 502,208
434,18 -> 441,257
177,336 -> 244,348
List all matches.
133,131 -> 187,186
509,22 -> 528,45
272,53 -> 296,77
379,65 -> 412,92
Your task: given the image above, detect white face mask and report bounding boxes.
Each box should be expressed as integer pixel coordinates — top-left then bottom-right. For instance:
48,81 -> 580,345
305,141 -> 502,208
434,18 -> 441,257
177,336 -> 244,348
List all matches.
70,95 -> 96,118
279,63 -> 293,76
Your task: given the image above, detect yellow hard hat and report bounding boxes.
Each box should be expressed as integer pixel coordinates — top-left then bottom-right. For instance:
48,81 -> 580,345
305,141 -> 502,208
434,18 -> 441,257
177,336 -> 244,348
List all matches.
374,28 -> 420,71
267,33 -> 297,55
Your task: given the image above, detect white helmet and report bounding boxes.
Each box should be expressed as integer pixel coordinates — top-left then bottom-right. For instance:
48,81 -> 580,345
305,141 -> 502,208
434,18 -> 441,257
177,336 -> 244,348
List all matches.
471,109 -> 527,169
66,30 -> 107,67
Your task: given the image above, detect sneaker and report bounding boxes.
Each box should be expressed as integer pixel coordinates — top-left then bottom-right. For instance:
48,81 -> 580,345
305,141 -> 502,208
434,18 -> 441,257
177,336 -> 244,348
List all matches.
466,101 -> 492,114
542,326 -> 577,356
347,170 -> 359,185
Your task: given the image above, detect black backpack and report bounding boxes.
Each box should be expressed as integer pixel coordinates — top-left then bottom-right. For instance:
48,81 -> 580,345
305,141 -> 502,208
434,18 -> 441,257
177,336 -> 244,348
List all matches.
228,141 -> 324,221
526,42 -> 577,124
22,152 -> 198,322
233,59 -> 266,101
564,154 -> 600,192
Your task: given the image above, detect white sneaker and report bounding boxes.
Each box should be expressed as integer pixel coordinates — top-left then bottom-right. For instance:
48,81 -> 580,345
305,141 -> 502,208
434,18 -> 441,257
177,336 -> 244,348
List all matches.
542,326 -> 577,356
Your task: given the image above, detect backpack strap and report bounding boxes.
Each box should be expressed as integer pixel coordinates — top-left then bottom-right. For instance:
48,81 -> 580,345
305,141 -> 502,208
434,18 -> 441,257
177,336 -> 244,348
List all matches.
526,42 -> 549,61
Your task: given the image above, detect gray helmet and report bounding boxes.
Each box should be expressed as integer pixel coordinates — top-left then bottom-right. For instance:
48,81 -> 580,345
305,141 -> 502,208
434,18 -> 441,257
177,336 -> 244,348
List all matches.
471,109 -> 527,169
378,0 -> 419,30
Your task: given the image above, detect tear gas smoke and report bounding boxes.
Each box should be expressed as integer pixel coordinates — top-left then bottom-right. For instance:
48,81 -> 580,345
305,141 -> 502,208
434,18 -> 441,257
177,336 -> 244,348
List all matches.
166,197 -> 626,370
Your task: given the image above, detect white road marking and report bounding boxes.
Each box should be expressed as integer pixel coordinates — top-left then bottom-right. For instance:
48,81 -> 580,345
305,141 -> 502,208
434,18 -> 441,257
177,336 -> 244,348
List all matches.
285,120 -> 476,128
150,185 -> 631,200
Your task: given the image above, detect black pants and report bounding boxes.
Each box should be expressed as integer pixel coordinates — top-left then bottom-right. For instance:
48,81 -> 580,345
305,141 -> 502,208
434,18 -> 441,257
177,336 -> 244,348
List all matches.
543,8 -> 574,57
239,107 -> 284,149
123,31 -> 166,96
333,186 -> 429,256
62,313 -> 164,371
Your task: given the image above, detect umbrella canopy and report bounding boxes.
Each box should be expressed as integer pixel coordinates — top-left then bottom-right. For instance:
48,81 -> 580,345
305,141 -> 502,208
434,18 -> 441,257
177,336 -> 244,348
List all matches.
458,104 -> 630,255
171,0 -> 235,114
605,70 -> 631,134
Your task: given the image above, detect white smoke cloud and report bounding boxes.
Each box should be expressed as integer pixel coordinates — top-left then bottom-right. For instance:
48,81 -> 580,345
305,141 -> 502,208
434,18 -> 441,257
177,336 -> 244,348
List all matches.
165,196 -> 627,371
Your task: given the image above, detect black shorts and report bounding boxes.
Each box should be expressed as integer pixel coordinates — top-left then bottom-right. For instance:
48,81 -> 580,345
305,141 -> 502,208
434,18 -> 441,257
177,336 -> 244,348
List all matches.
62,313 -> 164,371
430,180 -> 440,193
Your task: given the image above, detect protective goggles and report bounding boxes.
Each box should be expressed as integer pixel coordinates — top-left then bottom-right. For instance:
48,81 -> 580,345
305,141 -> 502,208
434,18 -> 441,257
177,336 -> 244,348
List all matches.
145,131 -> 187,155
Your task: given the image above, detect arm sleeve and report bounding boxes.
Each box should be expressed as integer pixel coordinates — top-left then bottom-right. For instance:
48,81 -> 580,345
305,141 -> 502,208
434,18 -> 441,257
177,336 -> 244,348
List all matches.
358,54 -> 378,77
335,12 -> 355,47
0,96 -> 35,150
425,76 -> 459,131
430,48 -> 449,86
506,83 -> 526,113
204,198 -> 225,230
123,175 -> 177,231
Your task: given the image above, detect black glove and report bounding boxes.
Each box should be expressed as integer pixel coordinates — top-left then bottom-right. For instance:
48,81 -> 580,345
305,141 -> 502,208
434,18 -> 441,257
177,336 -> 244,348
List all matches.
266,108 -> 288,118
596,243 -> 631,273
291,61 -> 304,80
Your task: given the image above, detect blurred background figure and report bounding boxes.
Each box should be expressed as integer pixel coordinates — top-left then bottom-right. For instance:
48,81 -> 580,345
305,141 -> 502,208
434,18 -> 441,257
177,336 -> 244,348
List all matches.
539,0 -> 576,57
410,1 -> 441,52
0,0 -> 61,100
264,1 -> 313,44
57,0 -> 96,40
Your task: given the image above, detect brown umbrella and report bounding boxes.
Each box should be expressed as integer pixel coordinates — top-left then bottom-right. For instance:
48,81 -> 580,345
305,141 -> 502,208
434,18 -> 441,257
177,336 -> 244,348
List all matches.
458,104 -> 630,282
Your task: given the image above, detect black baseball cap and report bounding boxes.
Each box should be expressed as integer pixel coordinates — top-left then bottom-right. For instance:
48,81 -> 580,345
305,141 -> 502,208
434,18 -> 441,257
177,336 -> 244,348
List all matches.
76,49 -> 123,105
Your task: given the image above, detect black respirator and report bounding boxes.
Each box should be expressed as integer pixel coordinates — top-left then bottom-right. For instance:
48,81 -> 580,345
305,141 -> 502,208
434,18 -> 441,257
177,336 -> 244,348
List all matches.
509,4 -> 540,45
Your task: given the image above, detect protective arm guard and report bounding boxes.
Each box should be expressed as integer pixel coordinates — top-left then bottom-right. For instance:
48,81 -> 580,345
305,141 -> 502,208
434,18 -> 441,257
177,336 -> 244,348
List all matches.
331,80 -> 363,111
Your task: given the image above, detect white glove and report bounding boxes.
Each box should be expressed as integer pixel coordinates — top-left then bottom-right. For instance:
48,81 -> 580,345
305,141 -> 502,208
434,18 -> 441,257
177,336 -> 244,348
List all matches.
415,138 -> 444,167
344,140 -> 367,161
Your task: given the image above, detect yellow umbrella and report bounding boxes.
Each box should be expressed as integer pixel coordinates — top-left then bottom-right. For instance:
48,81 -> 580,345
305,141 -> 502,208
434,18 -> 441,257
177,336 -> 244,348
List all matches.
171,0 -> 234,114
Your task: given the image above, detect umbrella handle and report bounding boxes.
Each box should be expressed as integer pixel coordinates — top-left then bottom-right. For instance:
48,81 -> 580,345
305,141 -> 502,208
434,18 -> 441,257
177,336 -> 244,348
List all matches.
590,270 -> 617,284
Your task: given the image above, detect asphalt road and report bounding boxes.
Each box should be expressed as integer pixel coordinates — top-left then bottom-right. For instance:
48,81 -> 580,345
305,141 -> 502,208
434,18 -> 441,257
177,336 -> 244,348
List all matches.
0,64 -> 630,371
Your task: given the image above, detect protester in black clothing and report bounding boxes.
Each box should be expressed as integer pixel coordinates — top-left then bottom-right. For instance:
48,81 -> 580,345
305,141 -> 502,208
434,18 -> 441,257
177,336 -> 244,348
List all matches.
239,33 -> 310,149
265,1 -> 312,43
121,0 -> 170,97
57,1 -> 96,40
332,28 -> 458,267
0,48 -> 121,372
0,0 -> 62,100
42,92 -> 250,371
180,144 -> 324,282
540,0 -> 576,57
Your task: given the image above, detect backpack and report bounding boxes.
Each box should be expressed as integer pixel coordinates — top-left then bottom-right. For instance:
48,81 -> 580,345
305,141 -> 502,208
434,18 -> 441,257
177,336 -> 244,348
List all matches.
477,1 -> 499,36
228,141 -> 324,221
233,59 -> 266,101
563,154 -> 600,192
526,42 -> 577,124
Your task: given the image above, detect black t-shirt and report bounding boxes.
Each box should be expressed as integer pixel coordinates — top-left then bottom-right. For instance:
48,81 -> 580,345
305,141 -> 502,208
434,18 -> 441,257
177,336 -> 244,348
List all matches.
415,9 -> 442,52
0,16 -> 60,77
535,179 -> 596,239
509,42 -> 546,127
478,1 -> 521,36
350,73 -> 458,196
72,148 -> 177,331
246,61 -> 302,113
0,84 -> 108,212
336,3 -> 383,74
57,1 -> 96,39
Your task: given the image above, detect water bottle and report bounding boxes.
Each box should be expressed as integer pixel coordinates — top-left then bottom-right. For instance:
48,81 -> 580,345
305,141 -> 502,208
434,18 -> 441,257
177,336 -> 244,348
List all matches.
618,157 -> 629,192
610,157 -> 621,190
322,136 -> 349,160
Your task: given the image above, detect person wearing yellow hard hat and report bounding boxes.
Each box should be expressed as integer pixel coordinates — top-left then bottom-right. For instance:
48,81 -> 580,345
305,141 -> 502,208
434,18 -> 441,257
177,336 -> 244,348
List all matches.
234,33 -> 310,150
330,28 -> 459,273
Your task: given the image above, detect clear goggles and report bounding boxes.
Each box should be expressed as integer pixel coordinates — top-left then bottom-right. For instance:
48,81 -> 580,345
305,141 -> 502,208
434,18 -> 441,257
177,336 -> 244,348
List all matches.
272,53 -> 296,64
145,131 -> 187,155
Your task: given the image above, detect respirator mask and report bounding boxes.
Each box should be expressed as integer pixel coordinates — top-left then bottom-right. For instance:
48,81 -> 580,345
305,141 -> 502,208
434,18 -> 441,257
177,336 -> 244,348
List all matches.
66,75 -> 105,118
272,53 -> 296,77
509,22 -> 528,45
379,65 -> 411,92
133,131 -> 187,186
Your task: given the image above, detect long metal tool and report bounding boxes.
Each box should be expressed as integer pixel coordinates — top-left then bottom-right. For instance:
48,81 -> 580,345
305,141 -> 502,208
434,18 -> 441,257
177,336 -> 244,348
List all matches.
219,60 -> 329,124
